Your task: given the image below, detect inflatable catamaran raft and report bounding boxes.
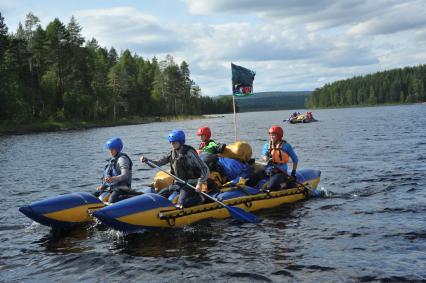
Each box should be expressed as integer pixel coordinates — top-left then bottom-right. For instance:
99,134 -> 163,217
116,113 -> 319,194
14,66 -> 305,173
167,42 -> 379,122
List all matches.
19,142 -> 321,232
19,169 -> 320,231
92,168 -> 320,232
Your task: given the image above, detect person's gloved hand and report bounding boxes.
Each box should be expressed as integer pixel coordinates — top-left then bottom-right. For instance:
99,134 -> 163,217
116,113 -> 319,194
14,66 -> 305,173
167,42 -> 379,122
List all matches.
216,143 -> 226,153
265,165 -> 274,176
104,176 -> 116,183
290,170 -> 297,181
140,156 -> 153,164
195,183 -> 207,192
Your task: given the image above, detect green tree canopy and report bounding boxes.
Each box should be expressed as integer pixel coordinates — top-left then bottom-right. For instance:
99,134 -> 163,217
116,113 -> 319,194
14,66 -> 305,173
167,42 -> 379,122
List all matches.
0,13 -> 233,126
308,65 -> 426,108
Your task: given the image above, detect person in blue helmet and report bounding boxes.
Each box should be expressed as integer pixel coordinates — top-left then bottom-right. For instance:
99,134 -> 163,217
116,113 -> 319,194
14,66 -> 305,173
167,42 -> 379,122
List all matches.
96,137 -> 135,203
140,130 -> 210,209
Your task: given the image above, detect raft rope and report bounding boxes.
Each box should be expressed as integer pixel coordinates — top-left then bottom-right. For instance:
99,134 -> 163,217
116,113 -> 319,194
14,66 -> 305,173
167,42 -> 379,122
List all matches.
158,186 -> 306,223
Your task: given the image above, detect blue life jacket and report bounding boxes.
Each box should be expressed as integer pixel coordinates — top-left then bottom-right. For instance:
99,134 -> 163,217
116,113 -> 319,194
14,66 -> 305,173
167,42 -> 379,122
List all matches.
217,157 -> 252,180
103,152 -> 133,188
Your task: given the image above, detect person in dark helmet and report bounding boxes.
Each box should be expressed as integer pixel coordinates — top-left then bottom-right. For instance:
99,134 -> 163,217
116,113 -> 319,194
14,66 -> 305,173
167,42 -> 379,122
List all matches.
96,137 -> 135,203
262,126 -> 298,191
140,129 -> 210,209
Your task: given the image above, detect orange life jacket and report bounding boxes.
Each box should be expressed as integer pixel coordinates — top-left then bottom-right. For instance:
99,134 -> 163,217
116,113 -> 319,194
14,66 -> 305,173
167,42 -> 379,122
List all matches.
269,140 -> 289,164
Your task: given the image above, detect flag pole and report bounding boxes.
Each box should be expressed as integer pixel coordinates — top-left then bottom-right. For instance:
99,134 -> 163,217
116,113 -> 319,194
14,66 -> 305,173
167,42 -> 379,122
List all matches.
230,63 -> 255,142
232,94 -> 237,142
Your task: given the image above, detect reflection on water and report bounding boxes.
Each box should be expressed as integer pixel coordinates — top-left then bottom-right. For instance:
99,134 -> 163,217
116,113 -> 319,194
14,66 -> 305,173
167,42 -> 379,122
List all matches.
1,104 -> 426,281
112,228 -> 218,259
36,226 -> 94,254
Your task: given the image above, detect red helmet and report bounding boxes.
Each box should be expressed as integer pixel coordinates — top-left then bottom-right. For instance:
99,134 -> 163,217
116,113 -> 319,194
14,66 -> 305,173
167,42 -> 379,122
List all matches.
197,127 -> 211,140
268,126 -> 283,140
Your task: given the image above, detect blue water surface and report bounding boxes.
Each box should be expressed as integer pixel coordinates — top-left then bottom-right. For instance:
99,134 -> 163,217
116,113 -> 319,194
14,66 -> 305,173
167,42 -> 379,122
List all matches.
1,104 -> 425,282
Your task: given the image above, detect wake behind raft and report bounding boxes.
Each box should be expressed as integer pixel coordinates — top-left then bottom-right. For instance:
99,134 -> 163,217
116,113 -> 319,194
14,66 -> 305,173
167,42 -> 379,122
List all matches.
19,143 -> 321,233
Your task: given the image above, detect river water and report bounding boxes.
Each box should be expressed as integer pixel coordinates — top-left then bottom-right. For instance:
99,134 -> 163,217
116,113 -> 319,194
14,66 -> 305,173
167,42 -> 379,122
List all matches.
1,104 -> 425,282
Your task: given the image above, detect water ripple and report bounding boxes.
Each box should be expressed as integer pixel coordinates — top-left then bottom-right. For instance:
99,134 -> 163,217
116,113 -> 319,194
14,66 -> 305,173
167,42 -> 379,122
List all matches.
1,105 -> 426,281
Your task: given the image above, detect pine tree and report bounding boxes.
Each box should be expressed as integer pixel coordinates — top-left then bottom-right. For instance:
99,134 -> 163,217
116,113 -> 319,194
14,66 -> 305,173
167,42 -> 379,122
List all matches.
45,18 -> 69,112
307,64 -> 426,107
0,12 -> 9,64
0,13 -> 237,126
368,86 -> 377,104
0,12 -> 10,121
67,16 -> 84,46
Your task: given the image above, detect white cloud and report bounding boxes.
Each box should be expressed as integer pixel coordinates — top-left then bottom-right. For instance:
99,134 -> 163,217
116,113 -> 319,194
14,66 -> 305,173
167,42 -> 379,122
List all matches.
184,24 -> 382,94
75,7 -> 185,54
185,0 -> 425,34
0,0 -> 19,13
181,0 -> 426,94
347,2 -> 426,35
415,29 -> 426,43
8,1 -> 420,96
191,23 -> 322,61
321,45 -> 379,68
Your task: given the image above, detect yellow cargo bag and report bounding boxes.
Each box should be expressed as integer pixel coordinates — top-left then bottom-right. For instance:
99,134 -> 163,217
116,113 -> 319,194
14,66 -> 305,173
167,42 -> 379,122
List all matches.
218,141 -> 252,163
153,171 -> 174,192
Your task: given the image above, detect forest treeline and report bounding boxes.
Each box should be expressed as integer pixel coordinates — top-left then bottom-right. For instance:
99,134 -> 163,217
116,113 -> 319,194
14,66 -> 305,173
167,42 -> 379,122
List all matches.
307,64 -> 426,108
0,12 -> 233,125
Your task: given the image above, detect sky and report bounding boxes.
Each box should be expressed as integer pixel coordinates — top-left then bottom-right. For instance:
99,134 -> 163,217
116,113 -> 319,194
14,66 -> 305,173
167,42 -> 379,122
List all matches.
1,0 -> 426,96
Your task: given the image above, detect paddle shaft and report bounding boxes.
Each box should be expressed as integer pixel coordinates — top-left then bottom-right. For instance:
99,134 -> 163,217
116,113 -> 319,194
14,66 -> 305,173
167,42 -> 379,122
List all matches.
145,160 -> 228,207
145,159 -> 260,223
269,163 -> 313,192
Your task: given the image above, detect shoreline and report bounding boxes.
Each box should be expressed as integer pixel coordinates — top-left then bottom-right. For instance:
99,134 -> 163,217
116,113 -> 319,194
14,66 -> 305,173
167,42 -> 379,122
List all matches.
0,115 -> 215,136
306,102 -> 419,110
2,102 -> 420,136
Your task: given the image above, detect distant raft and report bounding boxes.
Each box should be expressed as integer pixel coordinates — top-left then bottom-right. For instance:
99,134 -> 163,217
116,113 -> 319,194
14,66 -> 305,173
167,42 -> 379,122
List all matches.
19,169 -> 321,231
285,112 -> 317,124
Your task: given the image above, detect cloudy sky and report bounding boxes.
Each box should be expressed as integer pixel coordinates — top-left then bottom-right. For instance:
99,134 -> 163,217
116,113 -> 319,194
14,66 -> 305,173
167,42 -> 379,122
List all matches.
1,0 -> 426,96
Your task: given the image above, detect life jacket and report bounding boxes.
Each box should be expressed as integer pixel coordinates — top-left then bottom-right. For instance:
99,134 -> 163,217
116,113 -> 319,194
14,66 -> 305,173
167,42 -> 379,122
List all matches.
269,140 -> 289,164
170,144 -> 201,181
199,139 -> 215,150
103,152 -> 133,188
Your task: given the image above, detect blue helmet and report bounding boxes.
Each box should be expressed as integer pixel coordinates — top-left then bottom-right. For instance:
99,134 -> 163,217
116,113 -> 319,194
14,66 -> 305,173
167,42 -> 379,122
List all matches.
105,137 -> 123,152
168,130 -> 185,144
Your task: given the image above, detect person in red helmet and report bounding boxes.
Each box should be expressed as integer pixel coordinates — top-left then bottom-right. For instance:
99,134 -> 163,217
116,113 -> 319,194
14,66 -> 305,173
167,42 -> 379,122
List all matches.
197,127 -> 225,154
261,125 -> 298,191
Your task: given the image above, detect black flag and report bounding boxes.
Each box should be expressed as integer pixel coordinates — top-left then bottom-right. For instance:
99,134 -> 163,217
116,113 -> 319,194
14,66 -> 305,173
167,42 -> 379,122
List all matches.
231,63 -> 255,97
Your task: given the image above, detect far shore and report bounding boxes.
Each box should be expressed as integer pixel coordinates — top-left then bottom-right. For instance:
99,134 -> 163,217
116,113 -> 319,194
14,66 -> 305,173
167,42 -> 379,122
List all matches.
0,115 -> 225,136
306,101 -> 418,110
2,102 -> 420,136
